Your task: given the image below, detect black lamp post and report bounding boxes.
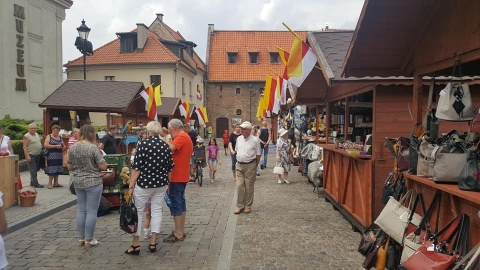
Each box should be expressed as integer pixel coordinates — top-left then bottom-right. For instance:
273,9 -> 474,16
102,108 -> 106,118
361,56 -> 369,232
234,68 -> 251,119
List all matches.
75,19 -> 93,80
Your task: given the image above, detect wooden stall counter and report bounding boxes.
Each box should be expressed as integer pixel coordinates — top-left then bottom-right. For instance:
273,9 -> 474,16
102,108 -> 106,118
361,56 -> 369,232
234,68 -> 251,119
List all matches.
403,173 -> 480,248
0,155 -> 19,208
323,145 -> 373,232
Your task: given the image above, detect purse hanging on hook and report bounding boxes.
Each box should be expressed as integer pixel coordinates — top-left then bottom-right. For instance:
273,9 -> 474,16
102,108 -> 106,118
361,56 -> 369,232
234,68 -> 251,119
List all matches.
435,57 -> 475,121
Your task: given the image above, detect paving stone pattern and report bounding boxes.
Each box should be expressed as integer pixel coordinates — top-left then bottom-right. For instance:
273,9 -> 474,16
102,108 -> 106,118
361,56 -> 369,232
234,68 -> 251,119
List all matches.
4,150 -> 364,269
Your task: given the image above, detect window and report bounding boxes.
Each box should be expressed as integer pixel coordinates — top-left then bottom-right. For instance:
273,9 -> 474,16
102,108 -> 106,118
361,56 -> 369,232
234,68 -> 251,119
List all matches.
236,109 -> 242,115
249,52 -> 259,64
104,76 -> 115,81
235,88 -> 240,95
189,82 -> 192,98
119,33 -> 137,53
228,52 -> 237,64
182,78 -> 185,95
270,52 -> 279,64
150,75 -> 161,87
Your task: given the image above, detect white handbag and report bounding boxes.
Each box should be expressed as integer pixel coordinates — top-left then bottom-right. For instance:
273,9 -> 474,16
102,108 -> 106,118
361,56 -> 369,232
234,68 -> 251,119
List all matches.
374,190 -> 423,244
435,82 -> 474,121
273,166 -> 284,174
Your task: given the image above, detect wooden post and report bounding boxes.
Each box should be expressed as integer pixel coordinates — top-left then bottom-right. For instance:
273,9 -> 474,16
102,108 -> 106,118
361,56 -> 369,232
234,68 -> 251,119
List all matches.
413,74 -> 423,124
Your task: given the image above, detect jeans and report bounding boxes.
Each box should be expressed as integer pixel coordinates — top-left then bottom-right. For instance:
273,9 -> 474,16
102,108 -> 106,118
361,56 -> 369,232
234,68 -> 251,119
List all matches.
262,146 -> 269,167
26,154 -> 40,186
168,183 -> 187,216
133,185 -> 167,236
75,184 -> 103,240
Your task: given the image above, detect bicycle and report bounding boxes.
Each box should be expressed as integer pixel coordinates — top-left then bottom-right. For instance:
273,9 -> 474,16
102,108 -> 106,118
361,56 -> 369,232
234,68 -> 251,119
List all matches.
194,157 -> 204,186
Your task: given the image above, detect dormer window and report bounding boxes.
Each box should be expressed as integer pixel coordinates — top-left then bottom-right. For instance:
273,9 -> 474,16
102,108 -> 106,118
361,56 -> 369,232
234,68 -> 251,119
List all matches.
270,52 -> 279,64
249,52 -> 259,64
117,32 -> 137,53
228,52 -> 237,64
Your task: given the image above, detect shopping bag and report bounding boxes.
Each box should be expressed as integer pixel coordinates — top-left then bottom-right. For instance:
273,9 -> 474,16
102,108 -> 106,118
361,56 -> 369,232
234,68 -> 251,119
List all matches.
435,82 -> 474,121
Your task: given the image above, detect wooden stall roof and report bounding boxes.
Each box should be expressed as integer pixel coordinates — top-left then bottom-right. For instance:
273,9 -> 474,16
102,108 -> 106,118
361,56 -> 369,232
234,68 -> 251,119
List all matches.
156,97 -> 182,117
39,80 -> 145,113
342,0 -> 480,77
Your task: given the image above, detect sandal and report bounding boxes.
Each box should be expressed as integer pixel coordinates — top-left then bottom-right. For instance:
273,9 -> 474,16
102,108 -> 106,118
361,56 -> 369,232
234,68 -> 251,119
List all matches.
78,239 -> 85,246
163,232 -> 185,243
148,243 -> 157,253
84,239 -> 100,250
48,185 -> 53,189
53,184 -> 64,187
125,245 -> 140,255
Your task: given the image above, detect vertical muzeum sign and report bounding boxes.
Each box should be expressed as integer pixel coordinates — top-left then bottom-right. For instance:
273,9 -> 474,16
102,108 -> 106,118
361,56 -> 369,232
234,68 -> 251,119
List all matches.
14,4 -> 27,91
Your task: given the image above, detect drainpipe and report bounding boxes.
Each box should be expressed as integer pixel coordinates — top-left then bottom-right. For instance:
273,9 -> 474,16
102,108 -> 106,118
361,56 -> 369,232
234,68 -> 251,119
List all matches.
174,61 -> 179,98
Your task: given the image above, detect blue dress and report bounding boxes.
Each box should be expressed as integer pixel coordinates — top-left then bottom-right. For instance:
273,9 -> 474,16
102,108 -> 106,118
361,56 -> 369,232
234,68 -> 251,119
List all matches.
45,136 -> 64,176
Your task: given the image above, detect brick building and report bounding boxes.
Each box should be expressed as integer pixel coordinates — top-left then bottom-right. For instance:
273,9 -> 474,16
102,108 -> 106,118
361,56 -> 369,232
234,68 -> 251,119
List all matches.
205,25 -> 307,137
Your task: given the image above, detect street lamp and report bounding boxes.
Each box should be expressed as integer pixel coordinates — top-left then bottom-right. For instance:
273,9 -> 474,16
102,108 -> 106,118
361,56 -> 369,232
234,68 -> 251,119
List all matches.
75,19 -> 93,80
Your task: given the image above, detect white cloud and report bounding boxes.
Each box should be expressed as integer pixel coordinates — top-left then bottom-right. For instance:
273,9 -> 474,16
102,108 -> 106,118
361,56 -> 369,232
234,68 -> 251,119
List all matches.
62,0 -> 364,64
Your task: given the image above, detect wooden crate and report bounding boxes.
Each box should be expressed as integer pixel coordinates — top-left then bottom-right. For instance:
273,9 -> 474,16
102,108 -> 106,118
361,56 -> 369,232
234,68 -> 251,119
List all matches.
0,155 -> 19,208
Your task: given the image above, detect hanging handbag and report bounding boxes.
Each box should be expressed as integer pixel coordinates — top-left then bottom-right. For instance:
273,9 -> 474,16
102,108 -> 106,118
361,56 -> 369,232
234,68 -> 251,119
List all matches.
375,237 -> 389,270
401,213 -> 470,270
458,142 -> 480,192
385,137 -> 410,172
119,197 -> 138,234
431,142 -> 468,183
401,191 -> 441,263
435,59 -> 474,121
386,239 -> 402,270
362,232 -> 386,269
416,137 -> 437,177
408,123 -> 426,174
381,172 -> 406,205
452,243 -> 480,270
374,189 -> 422,244
422,77 -> 439,140
358,224 -> 381,256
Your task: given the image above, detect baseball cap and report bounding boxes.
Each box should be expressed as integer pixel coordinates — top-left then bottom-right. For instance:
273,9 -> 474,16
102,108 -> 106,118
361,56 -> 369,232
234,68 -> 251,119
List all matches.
239,121 -> 253,129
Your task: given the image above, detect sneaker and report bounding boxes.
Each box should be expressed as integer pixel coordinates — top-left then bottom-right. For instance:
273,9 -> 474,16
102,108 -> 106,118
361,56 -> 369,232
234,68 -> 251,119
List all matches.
260,164 -> 264,169
256,171 -> 260,176
278,179 -> 282,184
284,179 -> 290,184
33,184 -> 44,188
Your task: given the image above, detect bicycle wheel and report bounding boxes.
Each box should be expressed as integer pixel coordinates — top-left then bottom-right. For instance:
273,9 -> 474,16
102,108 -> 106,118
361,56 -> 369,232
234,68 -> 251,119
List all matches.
196,163 -> 203,187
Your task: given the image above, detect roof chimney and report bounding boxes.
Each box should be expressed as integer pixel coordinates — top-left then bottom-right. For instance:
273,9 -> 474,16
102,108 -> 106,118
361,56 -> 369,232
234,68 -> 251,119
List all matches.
136,23 -> 148,51
156,13 -> 164,22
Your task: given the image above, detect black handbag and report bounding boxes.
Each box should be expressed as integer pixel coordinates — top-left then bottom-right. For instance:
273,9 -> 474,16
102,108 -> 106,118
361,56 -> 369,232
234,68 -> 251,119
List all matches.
381,172 -> 406,205
119,197 -> 138,234
386,239 -> 402,270
362,232 -> 386,269
408,123 -> 426,174
358,224 -> 381,256
458,145 -> 480,192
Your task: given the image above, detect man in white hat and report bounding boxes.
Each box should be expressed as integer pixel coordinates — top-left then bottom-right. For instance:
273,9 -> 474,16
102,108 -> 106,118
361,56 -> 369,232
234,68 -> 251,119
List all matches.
233,121 -> 262,214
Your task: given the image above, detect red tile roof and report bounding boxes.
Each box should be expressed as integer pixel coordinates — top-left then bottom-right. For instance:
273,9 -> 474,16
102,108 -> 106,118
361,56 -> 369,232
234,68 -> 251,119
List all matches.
65,17 -> 205,73
207,31 -> 307,82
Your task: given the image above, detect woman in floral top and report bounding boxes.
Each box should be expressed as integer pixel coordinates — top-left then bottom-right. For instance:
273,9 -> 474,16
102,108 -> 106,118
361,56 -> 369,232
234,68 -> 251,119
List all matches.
66,125 -> 107,250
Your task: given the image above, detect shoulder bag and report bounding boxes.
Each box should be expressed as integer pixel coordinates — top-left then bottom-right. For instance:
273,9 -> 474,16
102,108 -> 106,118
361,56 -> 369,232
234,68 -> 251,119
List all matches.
381,172 -> 405,205
358,224 -> 381,256
435,59 -> 474,121
431,142 -> 468,183
401,191 -> 441,263
408,123 -> 426,174
119,196 -> 138,234
374,189 -> 422,244
401,213 -> 470,270
458,142 -> 480,192
102,168 -> 116,186
452,243 -> 480,270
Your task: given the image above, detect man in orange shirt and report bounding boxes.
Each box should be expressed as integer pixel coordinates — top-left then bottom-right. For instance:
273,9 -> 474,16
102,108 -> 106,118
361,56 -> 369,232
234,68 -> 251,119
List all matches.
164,119 -> 193,242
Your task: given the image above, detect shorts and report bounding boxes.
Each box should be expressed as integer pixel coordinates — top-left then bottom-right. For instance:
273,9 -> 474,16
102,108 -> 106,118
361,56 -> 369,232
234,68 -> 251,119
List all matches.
224,144 -> 228,149
168,182 -> 187,216
230,154 -> 237,170
209,158 -> 218,164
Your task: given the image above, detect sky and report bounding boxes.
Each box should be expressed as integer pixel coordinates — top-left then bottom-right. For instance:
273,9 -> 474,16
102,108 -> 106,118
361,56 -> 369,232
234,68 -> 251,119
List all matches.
62,0 -> 364,65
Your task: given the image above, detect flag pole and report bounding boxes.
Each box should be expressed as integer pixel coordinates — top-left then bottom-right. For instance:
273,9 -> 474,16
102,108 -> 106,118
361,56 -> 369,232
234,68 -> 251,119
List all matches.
269,68 -> 280,77
282,22 -> 302,39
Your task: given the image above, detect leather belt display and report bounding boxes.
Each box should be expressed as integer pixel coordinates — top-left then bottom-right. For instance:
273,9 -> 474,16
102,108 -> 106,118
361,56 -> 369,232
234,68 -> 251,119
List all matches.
237,160 -> 255,164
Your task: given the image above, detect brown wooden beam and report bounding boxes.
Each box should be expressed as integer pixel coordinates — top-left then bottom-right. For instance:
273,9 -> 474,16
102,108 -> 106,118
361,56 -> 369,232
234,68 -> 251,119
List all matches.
412,74 -> 423,124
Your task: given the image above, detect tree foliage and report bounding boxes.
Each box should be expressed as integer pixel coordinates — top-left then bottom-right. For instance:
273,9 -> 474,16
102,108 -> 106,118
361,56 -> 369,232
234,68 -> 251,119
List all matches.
0,115 -> 43,140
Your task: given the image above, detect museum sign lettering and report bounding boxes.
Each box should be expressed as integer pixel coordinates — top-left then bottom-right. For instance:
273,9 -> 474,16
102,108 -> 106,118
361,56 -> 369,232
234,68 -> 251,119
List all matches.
14,4 -> 27,91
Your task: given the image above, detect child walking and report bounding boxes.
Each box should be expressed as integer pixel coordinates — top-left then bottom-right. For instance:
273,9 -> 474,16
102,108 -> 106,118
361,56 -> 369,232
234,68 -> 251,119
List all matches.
222,130 -> 229,156
207,138 -> 219,183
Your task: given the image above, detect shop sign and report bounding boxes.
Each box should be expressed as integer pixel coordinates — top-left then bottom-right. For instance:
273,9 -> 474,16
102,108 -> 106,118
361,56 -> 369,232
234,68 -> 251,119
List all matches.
14,4 -> 27,91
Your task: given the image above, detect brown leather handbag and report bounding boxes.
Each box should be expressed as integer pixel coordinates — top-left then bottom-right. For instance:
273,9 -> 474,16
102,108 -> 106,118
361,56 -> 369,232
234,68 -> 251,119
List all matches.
102,168 -> 116,186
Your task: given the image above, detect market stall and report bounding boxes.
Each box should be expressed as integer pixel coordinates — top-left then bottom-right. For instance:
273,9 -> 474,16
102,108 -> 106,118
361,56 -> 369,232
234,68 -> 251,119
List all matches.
342,0 -> 480,246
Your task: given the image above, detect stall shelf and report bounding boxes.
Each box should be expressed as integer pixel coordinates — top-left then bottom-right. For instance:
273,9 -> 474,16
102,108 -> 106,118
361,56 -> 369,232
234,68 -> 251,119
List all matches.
0,155 -> 19,208
403,173 -> 480,248
102,154 -> 128,207
323,145 -> 372,231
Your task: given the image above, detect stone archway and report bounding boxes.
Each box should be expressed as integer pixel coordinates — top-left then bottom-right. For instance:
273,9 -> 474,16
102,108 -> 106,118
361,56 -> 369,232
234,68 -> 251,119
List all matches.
216,117 -> 229,138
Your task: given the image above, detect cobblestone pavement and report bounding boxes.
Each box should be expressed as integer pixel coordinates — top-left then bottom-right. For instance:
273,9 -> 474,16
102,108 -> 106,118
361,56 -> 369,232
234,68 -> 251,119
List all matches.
4,150 -> 364,269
